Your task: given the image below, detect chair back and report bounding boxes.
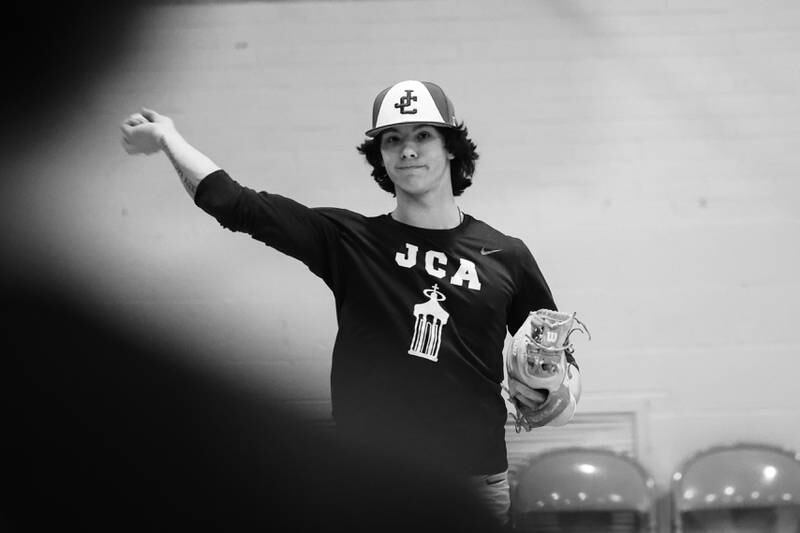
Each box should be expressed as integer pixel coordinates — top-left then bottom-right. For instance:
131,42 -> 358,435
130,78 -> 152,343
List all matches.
671,441 -> 800,532
512,447 -> 658,532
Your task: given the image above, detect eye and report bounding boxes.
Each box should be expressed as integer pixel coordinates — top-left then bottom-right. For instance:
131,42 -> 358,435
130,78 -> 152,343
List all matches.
416,130 -> 432,141
382,134 -> 399,146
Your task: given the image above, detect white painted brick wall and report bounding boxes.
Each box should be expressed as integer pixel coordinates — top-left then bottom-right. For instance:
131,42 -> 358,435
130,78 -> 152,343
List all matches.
13,0 -> 800,500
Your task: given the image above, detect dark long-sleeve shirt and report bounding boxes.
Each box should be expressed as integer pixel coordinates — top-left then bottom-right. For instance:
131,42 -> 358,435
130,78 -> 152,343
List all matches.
195,169 -> 558,474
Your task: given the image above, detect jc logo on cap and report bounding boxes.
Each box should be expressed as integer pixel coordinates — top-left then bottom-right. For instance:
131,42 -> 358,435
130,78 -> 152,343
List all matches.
394,90 -> 418,115
366,80 -> 457,137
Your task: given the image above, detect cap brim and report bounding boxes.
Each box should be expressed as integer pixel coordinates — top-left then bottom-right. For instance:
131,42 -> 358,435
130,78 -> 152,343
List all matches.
364,121 -> 457,138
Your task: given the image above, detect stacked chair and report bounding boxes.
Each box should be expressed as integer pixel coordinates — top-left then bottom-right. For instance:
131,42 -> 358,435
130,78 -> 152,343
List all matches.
511,447 -> 658,532
671,442 -> 800,533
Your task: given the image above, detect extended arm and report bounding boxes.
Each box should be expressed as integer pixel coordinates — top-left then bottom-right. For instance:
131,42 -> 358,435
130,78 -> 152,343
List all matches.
120,108 -> 219,199
121,107 -> 340,284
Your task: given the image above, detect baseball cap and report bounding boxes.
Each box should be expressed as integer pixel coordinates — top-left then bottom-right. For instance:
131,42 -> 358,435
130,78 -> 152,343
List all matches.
365,80 -> 458,137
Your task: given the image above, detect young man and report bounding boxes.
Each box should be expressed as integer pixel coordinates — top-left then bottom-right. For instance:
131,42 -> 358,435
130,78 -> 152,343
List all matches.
121,79 -> 581,527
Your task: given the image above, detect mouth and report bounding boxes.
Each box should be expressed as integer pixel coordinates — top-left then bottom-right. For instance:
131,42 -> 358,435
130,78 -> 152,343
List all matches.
396,164 -> 426,170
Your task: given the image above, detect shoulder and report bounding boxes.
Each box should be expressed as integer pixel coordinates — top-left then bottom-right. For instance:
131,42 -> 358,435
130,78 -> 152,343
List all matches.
314,207 -> 365,221
464,215 -> 534,258
312,207 -> 385,232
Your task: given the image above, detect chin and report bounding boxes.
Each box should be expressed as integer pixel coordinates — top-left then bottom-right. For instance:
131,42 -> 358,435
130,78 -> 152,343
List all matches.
395,182 -> 435,197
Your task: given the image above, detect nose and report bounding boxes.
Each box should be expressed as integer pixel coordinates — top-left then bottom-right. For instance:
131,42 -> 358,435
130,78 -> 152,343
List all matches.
400,141 -> 418,159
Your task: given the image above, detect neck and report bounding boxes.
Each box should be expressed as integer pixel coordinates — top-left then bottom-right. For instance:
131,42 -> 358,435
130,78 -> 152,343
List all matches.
391,193 -> 462,229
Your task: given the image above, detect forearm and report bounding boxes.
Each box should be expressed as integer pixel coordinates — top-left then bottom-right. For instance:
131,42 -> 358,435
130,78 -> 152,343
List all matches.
159,130 -> 220,199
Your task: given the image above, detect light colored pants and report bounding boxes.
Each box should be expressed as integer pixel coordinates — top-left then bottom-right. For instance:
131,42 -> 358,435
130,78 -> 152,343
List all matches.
467,470 -> 511,527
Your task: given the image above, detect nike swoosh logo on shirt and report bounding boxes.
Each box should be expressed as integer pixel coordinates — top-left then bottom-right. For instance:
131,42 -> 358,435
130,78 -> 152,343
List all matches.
480,247 -> 502,255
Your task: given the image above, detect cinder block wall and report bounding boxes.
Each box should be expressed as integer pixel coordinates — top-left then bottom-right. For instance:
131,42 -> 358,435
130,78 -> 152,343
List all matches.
14,0 -> 800,499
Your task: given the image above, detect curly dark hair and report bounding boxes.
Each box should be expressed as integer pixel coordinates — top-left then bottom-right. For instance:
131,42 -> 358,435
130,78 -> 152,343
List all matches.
356,123 -> 479,197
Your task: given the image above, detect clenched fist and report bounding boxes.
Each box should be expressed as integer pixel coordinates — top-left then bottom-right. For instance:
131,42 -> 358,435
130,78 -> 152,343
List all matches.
120,108 -> 177,155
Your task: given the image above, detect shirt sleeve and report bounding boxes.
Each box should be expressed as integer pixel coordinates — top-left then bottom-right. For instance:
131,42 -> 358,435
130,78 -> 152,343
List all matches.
193,169 -> 341,286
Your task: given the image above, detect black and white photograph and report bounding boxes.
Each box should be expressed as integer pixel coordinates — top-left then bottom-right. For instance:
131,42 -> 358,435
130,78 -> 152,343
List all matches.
3,1 -> 800,531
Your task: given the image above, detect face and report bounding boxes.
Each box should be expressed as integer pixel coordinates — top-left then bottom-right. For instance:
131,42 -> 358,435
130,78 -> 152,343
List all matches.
379,124 -> 454,198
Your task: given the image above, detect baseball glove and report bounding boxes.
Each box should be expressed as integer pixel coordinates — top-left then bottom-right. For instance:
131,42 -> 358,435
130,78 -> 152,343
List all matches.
505,309 -> 590,432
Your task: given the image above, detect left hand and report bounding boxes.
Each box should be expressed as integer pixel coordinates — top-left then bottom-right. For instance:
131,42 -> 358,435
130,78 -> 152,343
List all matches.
508,377 -> 547,409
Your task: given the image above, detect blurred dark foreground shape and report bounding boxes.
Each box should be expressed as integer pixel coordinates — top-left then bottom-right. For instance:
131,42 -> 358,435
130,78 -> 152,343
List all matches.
1,281 -> 503,532
1,3 -> 501,530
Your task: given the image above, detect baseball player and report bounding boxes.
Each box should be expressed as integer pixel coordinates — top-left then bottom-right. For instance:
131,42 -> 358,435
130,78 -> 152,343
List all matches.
121,80 -> 583,528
